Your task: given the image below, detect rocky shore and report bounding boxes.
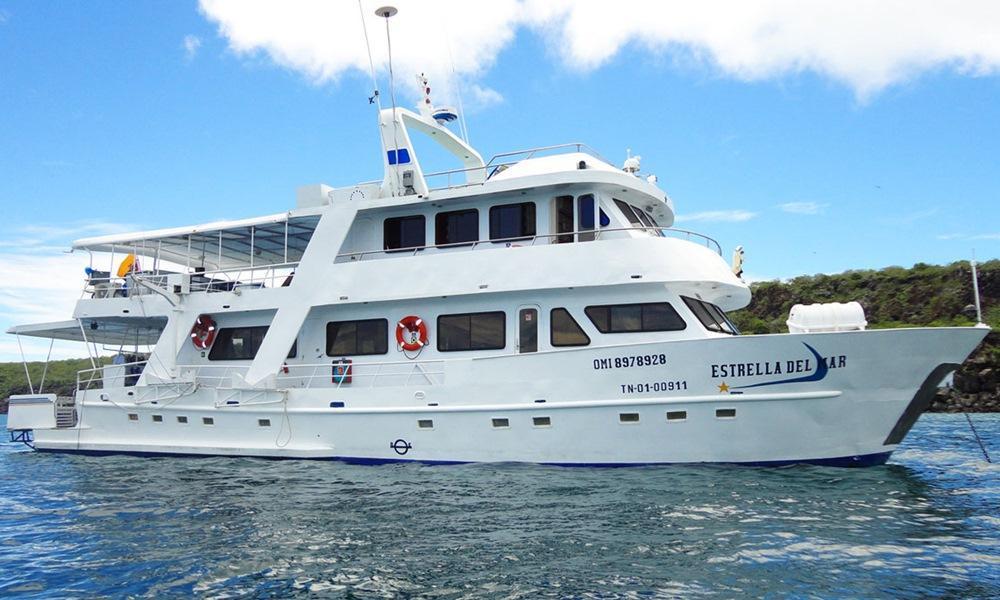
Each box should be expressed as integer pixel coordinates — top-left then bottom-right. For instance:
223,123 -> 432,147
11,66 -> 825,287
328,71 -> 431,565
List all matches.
931,334 -> 1000,413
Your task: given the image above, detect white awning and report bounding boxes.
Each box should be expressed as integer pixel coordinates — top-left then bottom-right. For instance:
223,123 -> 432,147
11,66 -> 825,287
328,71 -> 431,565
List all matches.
8,317 -> 168,346
72,212 -> 322,270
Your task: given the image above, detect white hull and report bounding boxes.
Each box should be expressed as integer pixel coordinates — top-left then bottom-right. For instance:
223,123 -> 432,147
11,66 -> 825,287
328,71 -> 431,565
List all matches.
20,327 -> 986,466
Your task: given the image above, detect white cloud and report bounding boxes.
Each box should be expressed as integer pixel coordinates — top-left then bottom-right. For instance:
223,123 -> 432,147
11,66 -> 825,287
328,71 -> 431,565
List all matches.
465,84 -> 504,111
199,1 -> 1000,102
778,201 -> 827,215
936,232 -> 1000,241
675,209 -> 757,223
183,34 -> 203,60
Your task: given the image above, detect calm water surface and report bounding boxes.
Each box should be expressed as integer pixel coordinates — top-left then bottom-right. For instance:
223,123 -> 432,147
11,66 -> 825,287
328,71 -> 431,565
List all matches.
0,414 -> 997,599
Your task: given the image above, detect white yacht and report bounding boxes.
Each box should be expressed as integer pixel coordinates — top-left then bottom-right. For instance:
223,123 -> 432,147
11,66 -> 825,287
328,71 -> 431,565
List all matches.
6,88 -> 989,466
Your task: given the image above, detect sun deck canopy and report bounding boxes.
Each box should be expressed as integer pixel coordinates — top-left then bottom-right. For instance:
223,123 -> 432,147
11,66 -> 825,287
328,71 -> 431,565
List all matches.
72,212 -> 322,271
8,317 -> 168,346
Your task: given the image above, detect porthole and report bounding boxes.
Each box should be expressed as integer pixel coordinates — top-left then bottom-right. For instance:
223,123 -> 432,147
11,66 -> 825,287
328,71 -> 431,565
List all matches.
619,412 -> 640,423
177,416 -> 188,424
716,408 -> 736,419
492,417 -> 510,429
128,413 -> 138,422
418,419 -> 434,429
258,419 -> 271,427
666,410 -> 687,422
203,417 -> 215,426
532,416 -> 551,428
152,414 -> 163,423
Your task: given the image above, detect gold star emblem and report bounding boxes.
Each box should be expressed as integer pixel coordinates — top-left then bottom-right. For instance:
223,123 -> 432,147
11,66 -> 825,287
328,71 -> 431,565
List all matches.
717,382 -> 730,393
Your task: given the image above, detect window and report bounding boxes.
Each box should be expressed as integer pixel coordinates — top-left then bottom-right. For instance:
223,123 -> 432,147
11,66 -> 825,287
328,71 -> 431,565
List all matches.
577,194 -> 596,241
667,411 -> 687,422
519,308 -> 538,353
208,326 -> 298,361
532,416 -> 551,427
418,419 -> 434,429
585,303 -> 686,333
203,417 -> 215,425
614,199 -> 642,226
550,308 -> 590,346
384,215 -> 426,251
490,202 -> 535,241
682,296 -> 740,335
128,413 -> 138,421
437,311 -> 506,351
177,416 -> 189,424
152,414 -> 163,423
554,195 -> 574,243
326,319 -> 389,356
619,412 -> 640,423
258,419 -> 271,427
716,408 -> 736,419
435,209 -> 479,246
492,417 -> 510,429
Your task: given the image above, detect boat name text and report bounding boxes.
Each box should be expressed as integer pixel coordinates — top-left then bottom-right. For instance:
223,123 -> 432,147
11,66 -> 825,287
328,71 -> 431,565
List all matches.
711,355 -> 847,379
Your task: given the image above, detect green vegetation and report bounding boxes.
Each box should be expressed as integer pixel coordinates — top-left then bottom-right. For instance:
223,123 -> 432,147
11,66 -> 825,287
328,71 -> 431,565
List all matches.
729,259 -> 1000,334
0,357 -> 109,413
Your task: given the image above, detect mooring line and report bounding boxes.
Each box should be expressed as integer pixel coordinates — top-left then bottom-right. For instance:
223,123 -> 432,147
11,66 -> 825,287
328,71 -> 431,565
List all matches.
965,413 -> 992,463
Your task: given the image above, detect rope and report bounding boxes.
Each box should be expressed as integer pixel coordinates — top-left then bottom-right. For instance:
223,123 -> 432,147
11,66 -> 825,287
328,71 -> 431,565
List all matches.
965,413 -> 992,463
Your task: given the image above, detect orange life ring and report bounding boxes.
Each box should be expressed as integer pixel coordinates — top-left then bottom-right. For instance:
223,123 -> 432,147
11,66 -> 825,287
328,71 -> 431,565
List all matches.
396,315 -> 428,352
190,314 -> 217,350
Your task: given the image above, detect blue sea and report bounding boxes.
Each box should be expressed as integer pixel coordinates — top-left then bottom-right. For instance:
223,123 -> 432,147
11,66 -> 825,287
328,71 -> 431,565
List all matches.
0,414 -> 997,599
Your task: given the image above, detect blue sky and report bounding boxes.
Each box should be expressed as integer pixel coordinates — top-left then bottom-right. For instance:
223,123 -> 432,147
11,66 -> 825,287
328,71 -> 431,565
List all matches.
1,1 -> 999,358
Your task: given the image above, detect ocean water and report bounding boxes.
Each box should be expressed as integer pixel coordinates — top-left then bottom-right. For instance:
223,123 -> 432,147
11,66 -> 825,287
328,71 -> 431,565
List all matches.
0,414 -> 997,599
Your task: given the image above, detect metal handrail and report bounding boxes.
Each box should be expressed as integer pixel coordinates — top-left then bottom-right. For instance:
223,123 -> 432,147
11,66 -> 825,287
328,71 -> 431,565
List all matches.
336,225 -> 722,261
175,359 -> 446,390
485,142 -> 611,167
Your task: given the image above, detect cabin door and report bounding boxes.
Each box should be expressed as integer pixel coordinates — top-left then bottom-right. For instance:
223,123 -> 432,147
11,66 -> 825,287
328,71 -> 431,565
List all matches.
554,196 -> 575,243
517,305 -> 539,353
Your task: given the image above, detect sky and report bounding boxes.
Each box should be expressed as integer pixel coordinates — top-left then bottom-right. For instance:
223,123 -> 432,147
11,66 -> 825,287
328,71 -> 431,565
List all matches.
1,0 -> 999,360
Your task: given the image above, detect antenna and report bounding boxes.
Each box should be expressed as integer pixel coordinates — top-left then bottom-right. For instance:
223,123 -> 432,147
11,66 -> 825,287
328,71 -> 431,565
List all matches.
443,19 -> 470,143
376,5 -> 403,194
357,1 -> 388,161
971,250 -> 984,325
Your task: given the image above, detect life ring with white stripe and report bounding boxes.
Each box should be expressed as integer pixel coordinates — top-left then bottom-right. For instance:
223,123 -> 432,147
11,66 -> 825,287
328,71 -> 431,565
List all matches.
190,314 -> 217,350
396,315 -> 428,352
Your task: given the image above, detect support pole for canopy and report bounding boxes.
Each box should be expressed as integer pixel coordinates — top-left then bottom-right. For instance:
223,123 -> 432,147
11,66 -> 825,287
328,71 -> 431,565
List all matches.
38,338 -> 55,393
78,319 -> 98,370
15,334 -> 34,394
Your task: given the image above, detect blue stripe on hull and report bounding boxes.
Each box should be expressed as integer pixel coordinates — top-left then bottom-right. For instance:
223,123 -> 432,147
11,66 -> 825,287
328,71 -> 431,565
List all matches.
32,448 -> 893,468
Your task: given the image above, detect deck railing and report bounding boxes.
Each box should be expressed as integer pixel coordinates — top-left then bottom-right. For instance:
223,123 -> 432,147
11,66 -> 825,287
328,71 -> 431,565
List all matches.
77,359 -> 446,392
336,225 -> 722,262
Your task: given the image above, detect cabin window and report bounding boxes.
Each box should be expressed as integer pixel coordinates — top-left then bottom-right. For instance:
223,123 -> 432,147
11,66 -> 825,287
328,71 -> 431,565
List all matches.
437,311 -> 506,351
667,410 -> 687,422
490,202 -> 536,241
681,296 -> 740,335
492,417 -> 510,429
585,303 -> 686,333
209,326 -> 297,361
435,209 -> 479,246
554,195 -> 575,243
326,319 -> 389,356
577,194 -> 596,241
614,199 -> 643,226
383,215 -> 426,251
550,308 -> 590,346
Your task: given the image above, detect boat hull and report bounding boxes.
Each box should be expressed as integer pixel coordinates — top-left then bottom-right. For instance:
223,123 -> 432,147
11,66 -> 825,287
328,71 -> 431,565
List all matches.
15,326 -> 988,466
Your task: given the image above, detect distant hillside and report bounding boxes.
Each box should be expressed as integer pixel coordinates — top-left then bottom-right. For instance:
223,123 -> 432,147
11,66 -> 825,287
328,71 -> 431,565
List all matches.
728,259 -> 1000,412
0,358 -> 108,413
1,260 -> 997,413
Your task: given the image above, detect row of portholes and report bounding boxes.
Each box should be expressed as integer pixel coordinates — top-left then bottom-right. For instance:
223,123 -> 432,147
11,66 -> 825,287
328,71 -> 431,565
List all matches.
415,409 -> 738,430
127,413 -> 271,427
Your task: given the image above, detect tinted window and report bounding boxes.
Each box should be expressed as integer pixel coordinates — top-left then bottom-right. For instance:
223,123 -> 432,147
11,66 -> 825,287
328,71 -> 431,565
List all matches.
614,199 -> 642,226
437,311 -> 505,351
682,296 -> 740,335
585,303 -> 686,333
436,209 -> 479,246
554,195 -> 574,243
578,195 -> 596,241
384,215 -> 425,251
550,308 -> 590,346
208,326 -> 297,360
326,319 -> 389,355
490,202 -> 536,241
